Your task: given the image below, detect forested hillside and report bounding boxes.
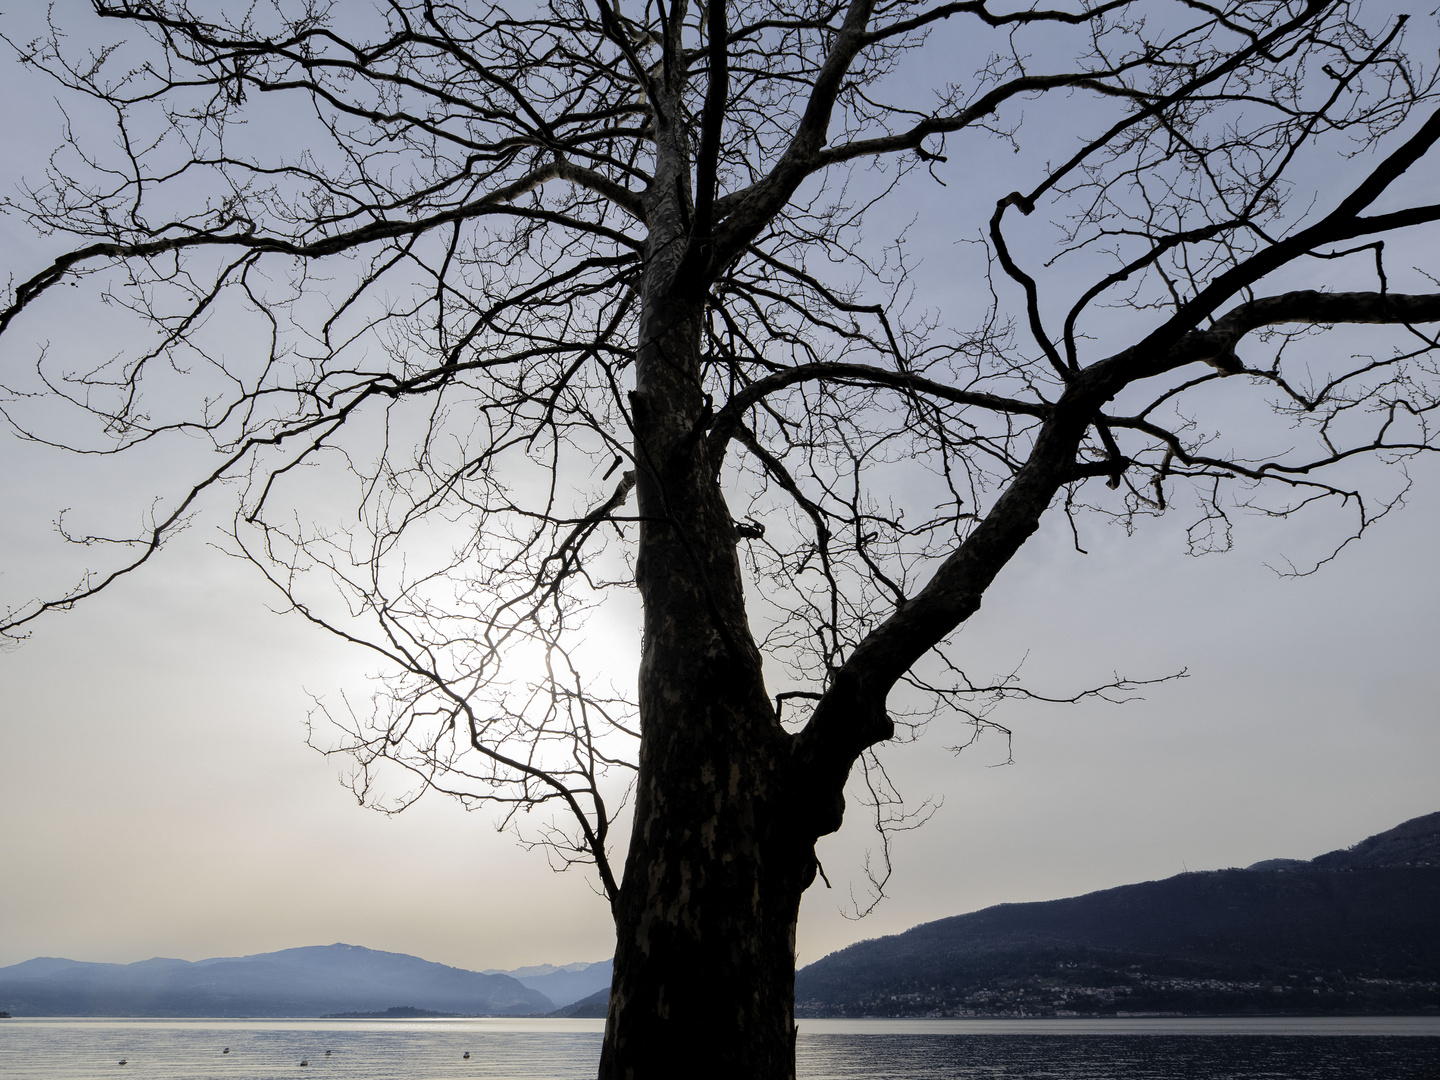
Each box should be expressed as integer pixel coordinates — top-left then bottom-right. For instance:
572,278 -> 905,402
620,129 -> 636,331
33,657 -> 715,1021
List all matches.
796,814 -> 1440,1017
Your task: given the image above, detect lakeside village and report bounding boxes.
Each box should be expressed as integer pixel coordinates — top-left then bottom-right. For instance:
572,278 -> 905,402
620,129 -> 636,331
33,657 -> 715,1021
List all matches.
798,970 -> 1440,1019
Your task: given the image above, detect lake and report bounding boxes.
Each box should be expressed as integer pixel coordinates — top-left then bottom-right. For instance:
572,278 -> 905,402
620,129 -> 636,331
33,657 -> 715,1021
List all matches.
2,1016 -> 1437,1079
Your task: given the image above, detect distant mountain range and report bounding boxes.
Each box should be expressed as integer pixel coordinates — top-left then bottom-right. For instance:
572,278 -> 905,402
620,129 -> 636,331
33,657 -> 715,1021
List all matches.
484,959 -> 613,1011
8,814 -> 1435,1020
0,944 -> 612,1018
795,811 -> 1440,1018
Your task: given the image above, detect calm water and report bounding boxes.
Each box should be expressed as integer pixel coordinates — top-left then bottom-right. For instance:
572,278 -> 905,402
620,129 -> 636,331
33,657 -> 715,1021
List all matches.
1,1017 -> 1437,1079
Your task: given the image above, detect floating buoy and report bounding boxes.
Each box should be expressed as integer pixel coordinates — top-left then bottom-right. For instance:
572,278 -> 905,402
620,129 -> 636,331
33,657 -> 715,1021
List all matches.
463,1051 -> 471,1059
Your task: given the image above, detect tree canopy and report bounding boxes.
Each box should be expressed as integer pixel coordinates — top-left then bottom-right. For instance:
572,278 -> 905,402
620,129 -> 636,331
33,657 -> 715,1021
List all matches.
4,1 -> 1440,1076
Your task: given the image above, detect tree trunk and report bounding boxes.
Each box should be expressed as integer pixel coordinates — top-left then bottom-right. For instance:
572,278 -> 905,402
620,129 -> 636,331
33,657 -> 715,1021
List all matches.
597,705 -> 813,1080
597,278 -> 816,1078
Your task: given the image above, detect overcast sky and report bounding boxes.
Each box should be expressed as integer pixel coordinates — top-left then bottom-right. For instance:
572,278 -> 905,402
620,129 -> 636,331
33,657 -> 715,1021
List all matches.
2,3 -> 1438,976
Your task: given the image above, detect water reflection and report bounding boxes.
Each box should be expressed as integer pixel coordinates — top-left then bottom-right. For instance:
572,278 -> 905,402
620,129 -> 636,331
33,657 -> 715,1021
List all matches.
0,1018 -> 1436,1079
797,1032 -> 1440,1079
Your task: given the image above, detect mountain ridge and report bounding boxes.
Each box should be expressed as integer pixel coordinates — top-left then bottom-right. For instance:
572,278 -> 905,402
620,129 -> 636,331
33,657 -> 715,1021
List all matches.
0,943 -> 555,1018
7,814 -> 1434,1018
488,959 -> 613,1008
795,812 -> 1440,1018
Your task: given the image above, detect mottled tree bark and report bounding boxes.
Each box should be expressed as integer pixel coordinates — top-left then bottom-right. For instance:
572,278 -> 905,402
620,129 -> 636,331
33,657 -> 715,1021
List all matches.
597,258 -> 815,1076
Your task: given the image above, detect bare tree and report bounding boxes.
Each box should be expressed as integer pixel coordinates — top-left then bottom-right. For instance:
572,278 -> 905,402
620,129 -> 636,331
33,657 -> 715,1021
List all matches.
4,1 -> 1440,1075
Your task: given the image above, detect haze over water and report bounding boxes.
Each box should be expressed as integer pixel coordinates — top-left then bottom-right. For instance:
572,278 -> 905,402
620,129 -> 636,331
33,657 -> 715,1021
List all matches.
2,1017 -> 1438,1080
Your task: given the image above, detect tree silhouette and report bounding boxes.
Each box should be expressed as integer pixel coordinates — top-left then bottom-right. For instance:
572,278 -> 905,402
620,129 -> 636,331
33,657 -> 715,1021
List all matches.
3,1 -> 1440,1076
